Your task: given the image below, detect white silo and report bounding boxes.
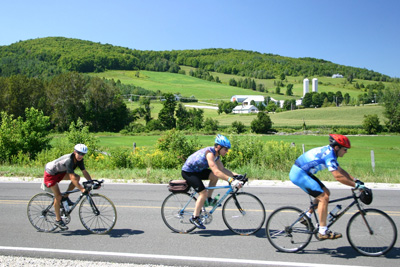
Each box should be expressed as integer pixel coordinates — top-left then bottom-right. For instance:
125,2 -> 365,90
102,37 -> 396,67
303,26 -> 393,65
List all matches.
303,78 -> 309,96
312,78 -> 318,92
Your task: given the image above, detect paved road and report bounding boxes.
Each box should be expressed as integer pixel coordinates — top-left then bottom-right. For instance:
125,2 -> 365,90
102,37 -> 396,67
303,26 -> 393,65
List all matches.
0,180 -> 399,266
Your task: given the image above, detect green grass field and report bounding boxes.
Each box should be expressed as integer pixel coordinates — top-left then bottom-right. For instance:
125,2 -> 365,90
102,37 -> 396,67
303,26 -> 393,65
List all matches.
90,69 -> 387,127
124,99 -> 385,127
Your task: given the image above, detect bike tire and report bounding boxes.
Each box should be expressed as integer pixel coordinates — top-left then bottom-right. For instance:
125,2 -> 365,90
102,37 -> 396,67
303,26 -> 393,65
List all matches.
79,193 -> 117,234
161,192 -> 197,233
266,206 -> 313,253
222,192 -> 266,235
27,193 -> 58,232
347,208 -> 397,256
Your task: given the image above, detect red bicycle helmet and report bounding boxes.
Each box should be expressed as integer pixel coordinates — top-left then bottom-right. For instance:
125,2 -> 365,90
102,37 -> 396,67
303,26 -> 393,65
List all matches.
329,134 -> 351,148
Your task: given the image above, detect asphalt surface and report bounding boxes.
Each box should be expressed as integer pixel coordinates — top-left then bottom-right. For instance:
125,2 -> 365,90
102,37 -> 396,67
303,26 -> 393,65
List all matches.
0,177 -> 399,267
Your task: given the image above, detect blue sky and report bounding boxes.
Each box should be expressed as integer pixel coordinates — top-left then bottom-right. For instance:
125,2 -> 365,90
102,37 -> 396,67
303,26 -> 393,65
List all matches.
1,0 -> 399,77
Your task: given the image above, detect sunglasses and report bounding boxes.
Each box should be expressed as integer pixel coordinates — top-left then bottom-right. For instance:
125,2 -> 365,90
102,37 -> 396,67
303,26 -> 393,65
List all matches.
77,151 -> 86,156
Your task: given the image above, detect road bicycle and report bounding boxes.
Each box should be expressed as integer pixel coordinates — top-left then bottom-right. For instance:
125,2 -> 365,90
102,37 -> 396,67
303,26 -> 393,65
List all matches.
161,174 -> 266,235
265,187 -> 397,256
27,179 -> 117,234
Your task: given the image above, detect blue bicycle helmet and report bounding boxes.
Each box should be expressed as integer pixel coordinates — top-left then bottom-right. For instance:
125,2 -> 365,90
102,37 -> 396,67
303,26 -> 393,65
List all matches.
214,134 -> 231,149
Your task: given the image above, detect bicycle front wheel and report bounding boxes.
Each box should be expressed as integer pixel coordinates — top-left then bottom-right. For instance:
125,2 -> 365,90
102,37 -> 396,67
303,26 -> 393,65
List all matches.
266,206 -> 313,253
347,208 -> 397,256
27,193 -> 58,232
79,193 -> 117,234
222,192 -> 266,235
161,192 -> 197,233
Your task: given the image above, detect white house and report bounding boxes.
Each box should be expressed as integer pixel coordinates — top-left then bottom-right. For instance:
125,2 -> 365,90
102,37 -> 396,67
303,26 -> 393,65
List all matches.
332,74 -> 344,78
232,105 -> 258,114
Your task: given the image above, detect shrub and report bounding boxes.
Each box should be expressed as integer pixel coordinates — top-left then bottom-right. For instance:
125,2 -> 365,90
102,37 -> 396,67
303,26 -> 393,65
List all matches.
222,136 -> 301,172
0,108 -> 52,162
231,121 -> 246,134
362,114 -> 382,134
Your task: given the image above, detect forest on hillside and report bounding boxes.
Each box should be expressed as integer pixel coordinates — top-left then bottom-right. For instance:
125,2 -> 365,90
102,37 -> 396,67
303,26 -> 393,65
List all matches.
0,37 -> 395,81
0,37 -> 399,136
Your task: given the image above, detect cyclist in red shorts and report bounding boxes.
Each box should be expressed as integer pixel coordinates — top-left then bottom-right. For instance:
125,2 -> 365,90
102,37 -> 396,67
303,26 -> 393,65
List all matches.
43,144 -> 92,230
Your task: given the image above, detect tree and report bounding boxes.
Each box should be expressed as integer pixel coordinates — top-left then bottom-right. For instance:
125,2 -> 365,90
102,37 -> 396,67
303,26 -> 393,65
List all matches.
362,114 -> 382,134
383,85 -> 400,133
286,84 -> 293,96
250,112 -> 273,134
158,93 -> 177,130
176,103 -> 203,130
302,92 -> 313,108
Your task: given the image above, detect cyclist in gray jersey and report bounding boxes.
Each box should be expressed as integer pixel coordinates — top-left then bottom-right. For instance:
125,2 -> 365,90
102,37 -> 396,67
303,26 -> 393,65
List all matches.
43,144 -> 92,230
182,134 -> 243,229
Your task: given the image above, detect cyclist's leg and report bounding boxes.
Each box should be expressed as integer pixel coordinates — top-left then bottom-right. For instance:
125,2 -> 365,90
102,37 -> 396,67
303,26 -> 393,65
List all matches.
315,188 -> 330,228
290,166 -> 335,236
49,184 -> 63,221
45,171 -> 67,222
181,170 -> 208,217
207,171 -> 218,198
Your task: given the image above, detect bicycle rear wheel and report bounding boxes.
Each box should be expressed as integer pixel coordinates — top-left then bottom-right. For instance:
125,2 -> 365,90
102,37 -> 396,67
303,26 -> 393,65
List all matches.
222,192 -> 266,235
266,206 -> 313,253
79,193 -> 117,234
27,193 -> 58,232
161,192 -> 197,233
347,208 -> 397,256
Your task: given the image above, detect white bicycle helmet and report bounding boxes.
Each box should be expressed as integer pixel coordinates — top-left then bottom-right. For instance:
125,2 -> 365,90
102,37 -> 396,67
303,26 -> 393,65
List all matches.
74,144 -> 88,154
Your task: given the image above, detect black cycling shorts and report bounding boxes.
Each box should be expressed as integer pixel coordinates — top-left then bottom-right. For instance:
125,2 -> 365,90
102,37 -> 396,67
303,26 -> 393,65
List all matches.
181,169 -> 212,193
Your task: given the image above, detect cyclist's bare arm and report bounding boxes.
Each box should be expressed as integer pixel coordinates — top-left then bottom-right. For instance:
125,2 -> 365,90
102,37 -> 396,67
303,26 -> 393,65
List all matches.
69,173 -> 85,193
331,166 -> 356,187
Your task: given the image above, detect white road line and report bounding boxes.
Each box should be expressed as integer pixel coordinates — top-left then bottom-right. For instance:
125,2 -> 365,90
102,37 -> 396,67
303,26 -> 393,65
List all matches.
0,246 -> 368,267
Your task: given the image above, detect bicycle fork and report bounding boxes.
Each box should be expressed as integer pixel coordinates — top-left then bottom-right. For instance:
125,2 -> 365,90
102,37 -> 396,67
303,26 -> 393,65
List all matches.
87,195 -> 100,216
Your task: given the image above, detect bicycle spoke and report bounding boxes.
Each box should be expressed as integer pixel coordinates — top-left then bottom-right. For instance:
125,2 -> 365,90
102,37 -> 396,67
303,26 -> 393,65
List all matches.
266,206 -> 313,253
27,193 -> 58,232
161,193 -> 197,233
347,208 -> 397,256
222,192 -> 266,235
79,194 -> 117,234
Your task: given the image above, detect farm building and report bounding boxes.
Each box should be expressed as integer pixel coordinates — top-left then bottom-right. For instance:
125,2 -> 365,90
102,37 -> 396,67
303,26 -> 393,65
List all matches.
230,95 -> 264,104
332,74 -> 344,78
232,105 -> 259,114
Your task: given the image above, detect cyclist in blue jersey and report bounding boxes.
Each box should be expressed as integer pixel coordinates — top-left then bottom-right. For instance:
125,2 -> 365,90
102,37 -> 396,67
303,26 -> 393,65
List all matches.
290,134 -> 365,239
182,134 -> 243,229
43,144 -> 93,230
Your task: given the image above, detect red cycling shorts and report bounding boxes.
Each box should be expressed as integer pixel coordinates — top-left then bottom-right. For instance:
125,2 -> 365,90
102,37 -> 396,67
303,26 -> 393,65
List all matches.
44,171 -> 67,188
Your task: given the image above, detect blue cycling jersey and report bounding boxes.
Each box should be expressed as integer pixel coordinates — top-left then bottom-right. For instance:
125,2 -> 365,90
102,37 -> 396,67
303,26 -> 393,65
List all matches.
182,147 -> 220,173
295,145 -> 339,174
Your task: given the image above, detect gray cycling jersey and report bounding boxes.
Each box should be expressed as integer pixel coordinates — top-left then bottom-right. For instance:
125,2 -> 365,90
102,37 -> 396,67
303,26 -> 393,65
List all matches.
45,153 -> 85,175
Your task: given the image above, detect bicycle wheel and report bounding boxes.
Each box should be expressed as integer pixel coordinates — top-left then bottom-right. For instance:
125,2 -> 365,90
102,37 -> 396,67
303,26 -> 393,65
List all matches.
347,208 -> 397,256
27,193 -> 58,232
222,192 -> 266,235
79,193 -> 117,234
266,206 -> 313,253
161,192 -> 197,233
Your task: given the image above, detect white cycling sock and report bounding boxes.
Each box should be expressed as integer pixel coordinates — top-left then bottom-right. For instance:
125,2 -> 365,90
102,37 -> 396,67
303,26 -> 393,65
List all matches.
319,226 -> 328,234
306,212 -> 312,218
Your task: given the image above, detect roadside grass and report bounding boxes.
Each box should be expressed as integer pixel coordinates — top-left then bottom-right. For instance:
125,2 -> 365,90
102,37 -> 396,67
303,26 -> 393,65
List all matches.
2,134 -> 398,183
87,134 -> 400,184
